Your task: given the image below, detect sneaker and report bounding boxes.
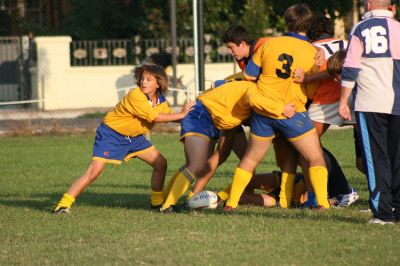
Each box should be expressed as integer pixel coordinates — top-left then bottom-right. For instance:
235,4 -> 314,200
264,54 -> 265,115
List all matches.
368,218 -> 395,225
160,205 -> 180,213
51,206 -> 70,214
330,189 -> 359,208
223,205 -> 236,212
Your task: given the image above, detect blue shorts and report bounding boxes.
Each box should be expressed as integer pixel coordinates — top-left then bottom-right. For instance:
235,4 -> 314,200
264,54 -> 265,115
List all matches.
250,112 -> 315,142
180,100 -> 220,141
92,123 -> 154,164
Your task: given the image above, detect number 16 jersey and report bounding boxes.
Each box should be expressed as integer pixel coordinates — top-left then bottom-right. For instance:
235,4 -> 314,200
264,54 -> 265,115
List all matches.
244,33 -> 319,119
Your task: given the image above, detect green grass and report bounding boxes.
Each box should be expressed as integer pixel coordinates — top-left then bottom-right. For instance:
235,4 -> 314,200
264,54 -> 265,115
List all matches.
0,129 -> 399,265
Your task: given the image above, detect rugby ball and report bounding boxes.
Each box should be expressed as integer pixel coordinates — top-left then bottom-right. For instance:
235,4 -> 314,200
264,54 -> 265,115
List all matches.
187,191 -> 218,209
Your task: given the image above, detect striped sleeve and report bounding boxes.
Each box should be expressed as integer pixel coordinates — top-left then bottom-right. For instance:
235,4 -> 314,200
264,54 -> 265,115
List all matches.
341,35 -> 362,89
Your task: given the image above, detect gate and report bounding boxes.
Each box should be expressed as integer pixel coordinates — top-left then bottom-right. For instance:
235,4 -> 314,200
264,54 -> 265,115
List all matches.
0,36 -> 32,103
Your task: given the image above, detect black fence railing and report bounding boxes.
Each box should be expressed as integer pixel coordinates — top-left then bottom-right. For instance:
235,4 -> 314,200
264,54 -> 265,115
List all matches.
70,36 -> 233,66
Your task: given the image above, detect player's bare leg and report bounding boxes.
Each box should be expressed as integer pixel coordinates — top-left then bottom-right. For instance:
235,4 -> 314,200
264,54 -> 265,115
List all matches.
161,136 -> 210,211
137,148 -> 167,208
52,160 -> 106,213
191,129 -> 238,194
66,160 -> 106,198
290,131 -> 330,208
225,136 -> 272,209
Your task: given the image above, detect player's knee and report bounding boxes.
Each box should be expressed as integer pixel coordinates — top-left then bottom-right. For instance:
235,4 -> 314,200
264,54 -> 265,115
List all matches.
153,154 -> 167,172
185,164 -> 204,179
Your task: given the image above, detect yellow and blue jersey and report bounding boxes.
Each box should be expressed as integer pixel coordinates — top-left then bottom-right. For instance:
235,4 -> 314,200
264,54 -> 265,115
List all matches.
103,87 -> 173,137
198,80 -> 255,130
244,33 -> 320,119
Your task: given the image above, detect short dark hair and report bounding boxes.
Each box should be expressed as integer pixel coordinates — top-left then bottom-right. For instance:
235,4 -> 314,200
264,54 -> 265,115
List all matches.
221,25 -> 253,45
284,4 -> 313,33
133,64 -> 169,95
307,16 -> 334,42
327,50 -> 346,76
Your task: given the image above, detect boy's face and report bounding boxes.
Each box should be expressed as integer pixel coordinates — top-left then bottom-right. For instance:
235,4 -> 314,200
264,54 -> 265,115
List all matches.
140,71 -> 159,96
225,41 -> 249,60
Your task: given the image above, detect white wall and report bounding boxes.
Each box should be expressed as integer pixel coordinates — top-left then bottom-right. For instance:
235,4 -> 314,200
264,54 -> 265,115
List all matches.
33,36 -> 237,110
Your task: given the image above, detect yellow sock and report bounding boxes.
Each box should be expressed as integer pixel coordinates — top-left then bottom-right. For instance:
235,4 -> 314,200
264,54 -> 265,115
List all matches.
186,191 -> 195,201
161,168 -> 194,211
279,172 -> 296,208
162,169 -> 181,199
151,190 -> 163,206
55,193 -> 75,210
217,185 -> 231,201
309,166 -> 329,209
226,167 -> 252,208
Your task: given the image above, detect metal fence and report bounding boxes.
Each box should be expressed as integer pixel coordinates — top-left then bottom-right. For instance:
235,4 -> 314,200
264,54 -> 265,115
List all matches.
0,36 -> 32,103
70,36 -> 232,67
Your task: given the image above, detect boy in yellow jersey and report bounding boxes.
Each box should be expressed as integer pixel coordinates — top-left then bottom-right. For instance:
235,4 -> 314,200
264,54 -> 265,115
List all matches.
51,64 -> 195,214
224,3 -> 330,211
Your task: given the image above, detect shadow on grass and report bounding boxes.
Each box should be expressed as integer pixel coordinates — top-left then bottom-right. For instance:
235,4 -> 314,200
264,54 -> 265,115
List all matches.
209,207 -> 369,224
0,191 -> 151,212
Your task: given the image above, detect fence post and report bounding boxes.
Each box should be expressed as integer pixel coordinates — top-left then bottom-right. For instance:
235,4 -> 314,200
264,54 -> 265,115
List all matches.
34,36 -> 72,110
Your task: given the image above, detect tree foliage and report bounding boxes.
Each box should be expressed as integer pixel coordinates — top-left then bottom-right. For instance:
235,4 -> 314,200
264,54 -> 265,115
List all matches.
17,0 -> 355,40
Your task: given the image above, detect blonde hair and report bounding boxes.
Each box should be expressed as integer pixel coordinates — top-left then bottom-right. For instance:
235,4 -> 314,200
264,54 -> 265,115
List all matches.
133,64 -> 169,95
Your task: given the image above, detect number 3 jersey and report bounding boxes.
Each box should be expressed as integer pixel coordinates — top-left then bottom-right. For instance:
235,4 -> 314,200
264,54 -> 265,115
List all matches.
342,10 -> 400,115
244,32 -> 320,119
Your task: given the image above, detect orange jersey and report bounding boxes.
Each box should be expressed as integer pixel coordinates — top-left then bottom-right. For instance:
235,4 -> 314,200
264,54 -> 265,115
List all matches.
312,38 -> 348,104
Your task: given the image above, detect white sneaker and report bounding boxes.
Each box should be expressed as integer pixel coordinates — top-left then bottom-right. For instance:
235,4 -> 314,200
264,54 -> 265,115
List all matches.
368,218 -> 394,225
330,188 -> 359,207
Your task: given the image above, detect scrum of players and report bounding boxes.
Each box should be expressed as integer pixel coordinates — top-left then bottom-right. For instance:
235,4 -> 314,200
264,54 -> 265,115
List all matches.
53,1 -> 400,225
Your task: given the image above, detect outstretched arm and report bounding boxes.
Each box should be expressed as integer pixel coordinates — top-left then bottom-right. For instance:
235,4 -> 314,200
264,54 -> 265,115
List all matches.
153,101 -> 195,122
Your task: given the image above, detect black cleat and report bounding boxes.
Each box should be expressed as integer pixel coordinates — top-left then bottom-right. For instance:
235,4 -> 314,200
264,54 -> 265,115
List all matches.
160,205 -> 180,213
150,204 -> 162,211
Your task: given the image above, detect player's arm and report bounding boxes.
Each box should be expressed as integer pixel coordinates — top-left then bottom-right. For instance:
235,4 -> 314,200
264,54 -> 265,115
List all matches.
153,101 -> 195,122
293,68 -> 330,83
339,33 -> 363,120
126,89 -> 195,123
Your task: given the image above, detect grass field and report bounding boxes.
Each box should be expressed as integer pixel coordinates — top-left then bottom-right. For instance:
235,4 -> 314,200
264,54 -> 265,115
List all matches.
1,128 -> 399,265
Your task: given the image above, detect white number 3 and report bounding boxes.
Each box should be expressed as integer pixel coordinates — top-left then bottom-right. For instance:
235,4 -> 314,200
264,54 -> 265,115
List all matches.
361,26 -> 388,54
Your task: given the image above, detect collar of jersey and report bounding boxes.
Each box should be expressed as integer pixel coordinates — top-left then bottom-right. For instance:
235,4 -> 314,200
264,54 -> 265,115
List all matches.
147,92 -> 165,106
284,32 -> 309,41
362,9 -> 393,20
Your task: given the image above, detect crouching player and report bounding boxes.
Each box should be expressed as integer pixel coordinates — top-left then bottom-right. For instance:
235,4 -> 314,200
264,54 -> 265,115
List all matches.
51,64 -> 195,214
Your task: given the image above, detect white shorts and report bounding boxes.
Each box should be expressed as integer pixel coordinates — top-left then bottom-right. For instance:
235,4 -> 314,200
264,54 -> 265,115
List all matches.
308,101 -> 356,126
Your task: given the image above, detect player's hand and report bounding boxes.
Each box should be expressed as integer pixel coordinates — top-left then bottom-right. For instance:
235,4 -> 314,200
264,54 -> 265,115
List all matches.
315,47 -> 326,66
293,68 -> 305,83
181,100 -> 196,115
338,101 -> 352,120
282,103 -> 296,118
